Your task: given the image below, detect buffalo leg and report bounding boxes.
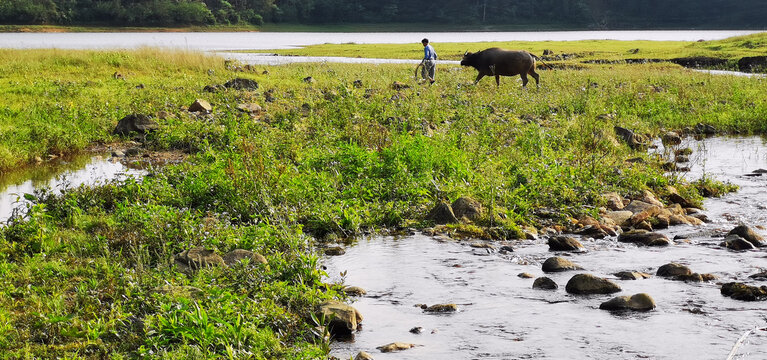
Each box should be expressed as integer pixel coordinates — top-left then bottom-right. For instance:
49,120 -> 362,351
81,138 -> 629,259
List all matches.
495,75 -> 500,87
520,73 -> 529,87
529,68 -> 540,87
474,73 -> 485,85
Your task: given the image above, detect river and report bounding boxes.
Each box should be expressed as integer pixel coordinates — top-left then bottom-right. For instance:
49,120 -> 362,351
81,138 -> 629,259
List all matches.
0,30 -> 761,51
324,136 -> 767,360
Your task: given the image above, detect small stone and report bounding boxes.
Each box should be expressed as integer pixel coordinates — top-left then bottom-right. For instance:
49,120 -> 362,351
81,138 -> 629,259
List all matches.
189,99 -> 212,113
355,351 -> 374,360
424,304 -> 457,313
377,342 -> 417,353
542,257 -> 584,273
532,277 -> 558,290
720,234 -> 757,251
721,282 -> 767,301
325,247 -> 346,256
224,78 -> 259,90
343,286 -> 367,297
409,326 -> 423,334
600,293 -> 656,311
222,249 -> 267,266
518,272 -> 535,278
614,271 -> 651,280
565,273 -> 621,295
656,262 -> 691,277
548,236 -> 584,251
727,225 -> 764,247
618,230 -> 670,246
236,103 -> 263,114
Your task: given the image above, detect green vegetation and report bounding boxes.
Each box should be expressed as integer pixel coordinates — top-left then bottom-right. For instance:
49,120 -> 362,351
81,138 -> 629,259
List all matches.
1,40 -> 767,357
266,32 -> 767,66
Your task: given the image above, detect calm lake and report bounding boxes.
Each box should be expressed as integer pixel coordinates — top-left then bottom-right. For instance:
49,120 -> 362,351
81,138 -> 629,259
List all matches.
0,30 -> 761,51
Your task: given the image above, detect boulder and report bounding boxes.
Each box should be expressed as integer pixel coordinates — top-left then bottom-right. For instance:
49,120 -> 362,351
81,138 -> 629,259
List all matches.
318,300 -> 363,335
656,262 -> 691,277
174,247 -> 225,270
601,192 -> 625,210
721,282 -> 767,301
565,274 -> 622,295
224,78 -> 259,90
451,197 -> 484,221
427,202 -> 458,224
727,225 -> 764,247
548,236 -> 584,251
599,293 -> 656,311
618,230 -> 670,246
377,342 -> 417,353
113,114 -> 158,136
542,257 -> 584,273
424,304 -> 458,313
222,249 -> 267,266
720,234 -> 757,251
325,247 -> 346,256
614,271 -> 651,280
189,99 -> 212,113
533,277 -> 558,290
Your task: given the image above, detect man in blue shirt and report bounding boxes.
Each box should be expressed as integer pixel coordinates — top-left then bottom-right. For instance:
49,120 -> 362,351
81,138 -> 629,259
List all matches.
421,38 -> 437,84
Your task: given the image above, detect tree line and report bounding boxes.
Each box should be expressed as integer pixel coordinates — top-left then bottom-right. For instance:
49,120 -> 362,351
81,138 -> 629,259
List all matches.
1,0 -> 766,28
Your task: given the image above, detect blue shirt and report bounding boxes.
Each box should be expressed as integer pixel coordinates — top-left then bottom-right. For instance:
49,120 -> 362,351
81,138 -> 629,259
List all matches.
423,44 -> 437,60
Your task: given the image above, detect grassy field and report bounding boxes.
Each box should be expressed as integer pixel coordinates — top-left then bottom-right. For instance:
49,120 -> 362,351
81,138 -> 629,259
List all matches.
262,32 -> 767,65
0,40 -> 766,358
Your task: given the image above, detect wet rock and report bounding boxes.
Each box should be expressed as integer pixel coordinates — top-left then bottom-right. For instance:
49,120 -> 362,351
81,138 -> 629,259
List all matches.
236,103 -> 263,114
343,286 -> 367,297
667,192 -> 693,209
599,293 -> 656,311
749,271 -> 767,280
601,192 -> 625,210
499,245 -> 515,253
174,247 -> 225,270
318,300 -> 363,335
424,304 -> 458,313
638,190 -> 664,207
222,249 -> 267,266
470,241 -> 494,249
409,326 -> 423,334
377,342 -> 417,353
542,257 -> 584,273
427,202 -> 458,225
661,131 -> 682,146
618,230 -> 670,246
675,154 -> 689,163
694,123 -> 716,135
533,277 -> 558,290
727,225 -> 764,247
189,99 -> 212,113
721,282 -> 767,301
224,78 -> 259,90
111,150 -> 125,157
603,211 -> 633,227
548,236 -> 584,251
518,272 -> 535,278
325,247 -> 346,256
452,196 -> 484,221
652,214 -> 670,229
565,274 -> 621,295
521,226 -> 539,240
656,262 -> 691,277
720,234 -> 757,251
614,271 -> 651,280
355,351 -> 374,360
113,114 -> 159,136
574,225 -> 609,239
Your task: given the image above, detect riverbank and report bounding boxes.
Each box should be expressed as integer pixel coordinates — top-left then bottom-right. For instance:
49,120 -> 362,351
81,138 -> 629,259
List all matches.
1,42 -> 766,358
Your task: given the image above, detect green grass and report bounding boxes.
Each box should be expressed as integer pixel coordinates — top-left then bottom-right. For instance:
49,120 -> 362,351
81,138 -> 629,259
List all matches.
1,40 -> 767,358
260,32 -> 767,64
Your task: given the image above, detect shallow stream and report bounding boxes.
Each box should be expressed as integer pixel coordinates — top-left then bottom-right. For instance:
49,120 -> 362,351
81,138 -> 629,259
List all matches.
325,136 -> 767,359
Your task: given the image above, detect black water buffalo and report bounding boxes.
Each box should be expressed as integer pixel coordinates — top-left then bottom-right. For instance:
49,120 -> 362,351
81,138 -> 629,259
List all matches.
460,48 -> 540,87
